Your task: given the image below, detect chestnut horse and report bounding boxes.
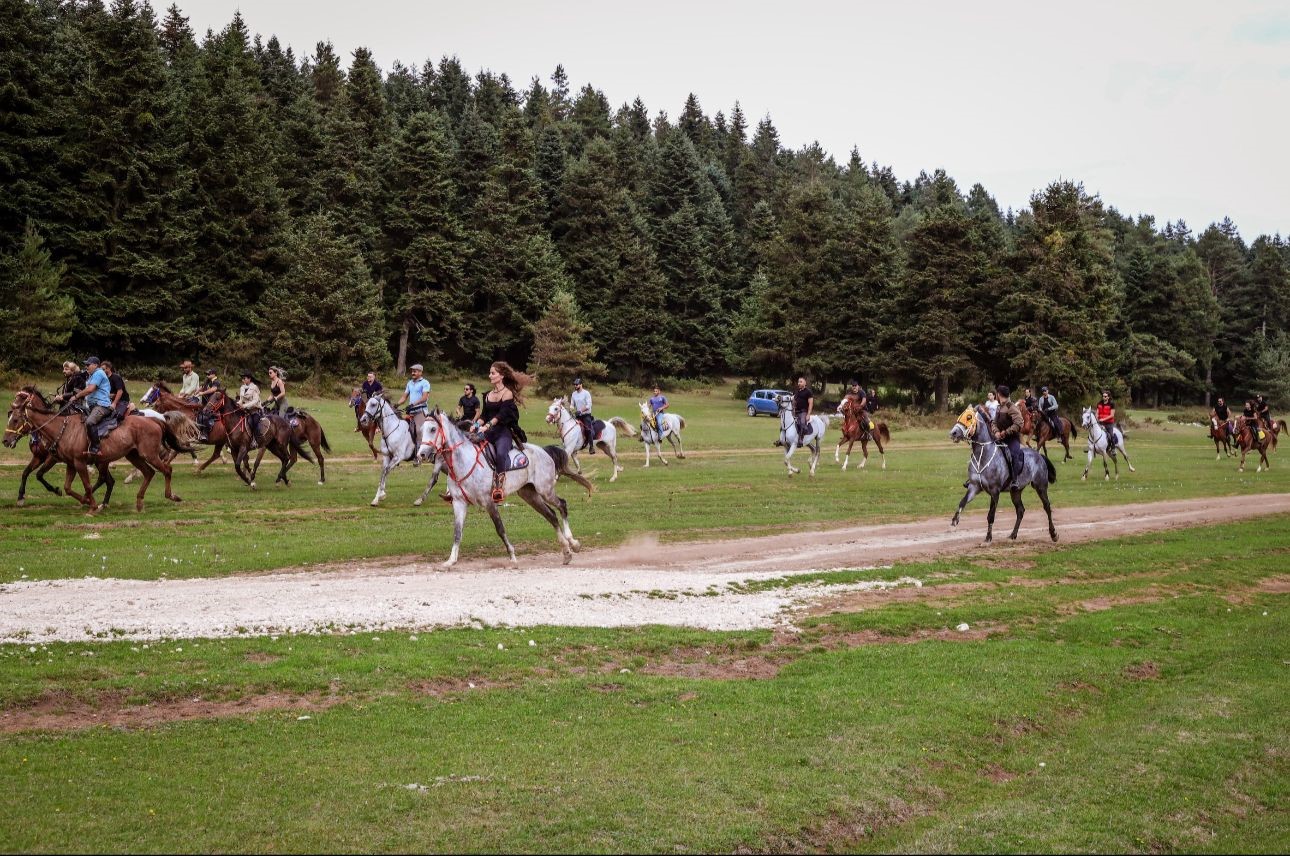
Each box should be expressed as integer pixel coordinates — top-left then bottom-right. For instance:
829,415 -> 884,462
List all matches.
1209,415 -> 1236,459
141,383 -> 230,472
5,417 -> 111,506
834,396 -> 889,470
6,388 -> 198,513
1234,416 -> 1285,473
202,390 -> 309,488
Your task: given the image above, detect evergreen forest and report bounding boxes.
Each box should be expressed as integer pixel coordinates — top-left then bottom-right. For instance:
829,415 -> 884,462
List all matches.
2,0 -> 1287,407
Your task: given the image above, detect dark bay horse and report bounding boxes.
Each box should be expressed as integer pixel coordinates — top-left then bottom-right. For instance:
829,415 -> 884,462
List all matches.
203,390 -> 308,488
834,396 -> 889,470
278,408 -> 331,483
1032,414 -> 1077,462
6,388 -> 198,513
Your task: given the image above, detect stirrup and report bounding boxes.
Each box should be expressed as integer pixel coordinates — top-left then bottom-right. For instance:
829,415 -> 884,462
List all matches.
491,474 -> 506,504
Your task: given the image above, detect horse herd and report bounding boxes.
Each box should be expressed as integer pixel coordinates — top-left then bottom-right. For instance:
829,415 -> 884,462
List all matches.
3,384 -> 1284,564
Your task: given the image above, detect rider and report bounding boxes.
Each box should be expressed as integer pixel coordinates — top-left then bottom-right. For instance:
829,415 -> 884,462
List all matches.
102,360 -> 131,420
991,384 -> 1026,490
1022,387 -> 1038,416
571,377 -> 595,454
396,364 -> 431,440
196,369 -> 223,404
1255,395 -> 1273,433
1242,399 -> 1262,442
355,371 -> 383,430
1038,385 -> 1061,438
1213,397 -> 1233,437
841,379 -> 873,435
648,385 -> 668,438
71,356 -> 112,458
792,375 -> 813,446
458,382 -> 480,424
471,361 -> 531,504
1096,390 -> 1118,450
266,367 -> 288,414
52,360 -> 87,408
237,372 -> 264,449
178,360 -> 200,401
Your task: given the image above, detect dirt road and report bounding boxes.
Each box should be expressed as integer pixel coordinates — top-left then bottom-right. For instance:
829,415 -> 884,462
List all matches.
2,494 -> 1286,642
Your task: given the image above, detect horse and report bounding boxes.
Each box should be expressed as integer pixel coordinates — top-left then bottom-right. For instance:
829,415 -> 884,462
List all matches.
140,382 -> 231,472
776,394 -> 827,476
1209,415 -> 1236,460
834,396 -> 889,470
637,401 -> 686,467
1079,408 -> 1136,481
1233,416 -> 1283,473
545,398 -> 636,482
275,407 -> 331,484
5,412 -> 111,507
202,390 -> 306,489
1032,413 -> 1077,462
949,405 -> 1057,543
418,408 -> 588,567
6,388 -> 198,513
361,392 -> 419,507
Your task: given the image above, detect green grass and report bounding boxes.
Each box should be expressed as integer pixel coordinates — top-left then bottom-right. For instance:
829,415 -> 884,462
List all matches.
2,380 -> 1284,583
1,518 -> 1286,852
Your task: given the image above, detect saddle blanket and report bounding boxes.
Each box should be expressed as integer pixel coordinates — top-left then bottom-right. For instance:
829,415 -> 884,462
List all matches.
91,415 -> 120,440
136,408 -> 167,423
583,419 -> 606,445
490,448 -> 529,470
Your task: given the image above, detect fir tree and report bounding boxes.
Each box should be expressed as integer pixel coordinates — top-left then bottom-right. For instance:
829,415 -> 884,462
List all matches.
0,222 -> 75,371
529,288 -> 606,396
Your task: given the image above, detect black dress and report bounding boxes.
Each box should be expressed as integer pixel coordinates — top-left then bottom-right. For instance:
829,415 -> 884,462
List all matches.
269,381 -> 287,413
480,395 -> 522,470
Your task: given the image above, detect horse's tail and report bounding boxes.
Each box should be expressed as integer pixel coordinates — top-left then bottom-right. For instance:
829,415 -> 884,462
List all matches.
317,422 -> 331,454
162,411 -> 201,452
1045,456 -> 1057,485
544,445 -> 594,497
608,416 -> 636,437
878,423 -> 890,442
1069,420 -> 1077,439
677,416 -> 686,431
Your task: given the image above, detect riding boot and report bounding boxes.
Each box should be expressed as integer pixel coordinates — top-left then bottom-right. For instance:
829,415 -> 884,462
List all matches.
491,471 -> 506,504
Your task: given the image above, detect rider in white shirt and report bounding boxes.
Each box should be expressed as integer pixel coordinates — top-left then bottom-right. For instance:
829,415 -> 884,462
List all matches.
570,378 -> 594,454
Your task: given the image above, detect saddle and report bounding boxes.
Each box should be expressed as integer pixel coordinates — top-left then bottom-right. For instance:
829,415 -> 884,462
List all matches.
90,414 -> 121,441
583,418 -> 605,447
481,441 -> 529,471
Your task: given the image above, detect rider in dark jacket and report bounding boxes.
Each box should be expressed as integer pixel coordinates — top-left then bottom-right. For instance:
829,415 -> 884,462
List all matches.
992,385 -> 1026,490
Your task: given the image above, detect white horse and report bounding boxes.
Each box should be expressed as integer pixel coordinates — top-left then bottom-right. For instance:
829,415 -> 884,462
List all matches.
776,395 -> 827,476
637,402 -> 686,467
419,408 -> 584,567
360,393 -> 418,506
1080,407 -> 1136,481
545,398 -> 636,482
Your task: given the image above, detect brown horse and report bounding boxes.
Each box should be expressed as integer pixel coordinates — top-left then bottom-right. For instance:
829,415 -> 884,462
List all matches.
142,382 -> 232,472
1032,413 -> 1077,462
275,408 -> 331,483
1234,416 -> 1283,473
1209,415 -> 1236,459
5,420 -> 112,506
203,390 -> 307,488
6,388 -> 198,513
834,396 -> 890,470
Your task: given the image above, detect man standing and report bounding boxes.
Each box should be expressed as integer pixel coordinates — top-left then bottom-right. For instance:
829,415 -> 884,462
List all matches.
1038,386 -> 1061,437
867,388 -> 880,414
71,356 -> 113,457
992,384 -> 1026,490
571,377 -> 595,454
178,360 -> 200,400
396,364 -> 431,439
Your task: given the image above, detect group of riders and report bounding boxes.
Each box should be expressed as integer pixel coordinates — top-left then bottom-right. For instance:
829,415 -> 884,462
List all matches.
1212,395 -> 1277,443
50,357 -> 294,457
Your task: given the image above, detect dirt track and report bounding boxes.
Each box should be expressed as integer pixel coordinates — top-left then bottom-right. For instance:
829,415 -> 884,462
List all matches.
2,494 -> 1286,642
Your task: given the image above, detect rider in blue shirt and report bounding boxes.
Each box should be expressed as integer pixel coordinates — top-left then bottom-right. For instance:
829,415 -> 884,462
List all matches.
396,364 -> 431,439
648,385 -> 667,437
72,356 -> 113,456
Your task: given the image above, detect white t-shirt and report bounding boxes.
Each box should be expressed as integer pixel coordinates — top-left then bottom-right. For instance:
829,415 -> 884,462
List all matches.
571,389 -> 592,414
985,399 -> 999,419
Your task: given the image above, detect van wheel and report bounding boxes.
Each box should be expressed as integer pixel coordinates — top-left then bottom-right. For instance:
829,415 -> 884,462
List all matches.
747,405 -> 757,417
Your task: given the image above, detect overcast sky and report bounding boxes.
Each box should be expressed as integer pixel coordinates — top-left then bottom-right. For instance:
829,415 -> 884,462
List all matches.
179,0 -> 1288,239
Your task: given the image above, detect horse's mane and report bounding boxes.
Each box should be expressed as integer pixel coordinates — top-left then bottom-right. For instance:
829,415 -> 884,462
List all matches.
155,381 -> 173,394
19,386 -> 50,409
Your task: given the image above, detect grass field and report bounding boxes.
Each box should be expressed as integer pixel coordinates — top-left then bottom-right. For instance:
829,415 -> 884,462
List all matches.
1,381 -> 1285,583
1,518 -> 1286,852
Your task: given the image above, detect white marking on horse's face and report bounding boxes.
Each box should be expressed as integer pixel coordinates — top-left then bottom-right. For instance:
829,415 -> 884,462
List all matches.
949,424 -> 967,443
361,396 -> 383,423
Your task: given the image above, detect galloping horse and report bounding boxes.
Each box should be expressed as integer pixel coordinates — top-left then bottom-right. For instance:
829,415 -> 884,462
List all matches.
1209,415 -> 1236,460
776,394 -> 827,476
545,398 -> 636,482
1032,413 -> 1077,462
6,411 -> 111,507
418,408 -> 588,567
141,383 -> 231,472
637,401 -> 686,467
202,390 -> 305,488
1234,416 -> 1283,473
949,405 -> 1057,543
361,393 -> 418,506
277,408 -> 331,484
834,396 -> 889,470
1079,408 -> 1136,481
6,388 -> 198,513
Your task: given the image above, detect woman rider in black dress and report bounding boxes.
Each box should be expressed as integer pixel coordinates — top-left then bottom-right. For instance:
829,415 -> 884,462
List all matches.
266,367 -> 288,414
470,361 -> 531,502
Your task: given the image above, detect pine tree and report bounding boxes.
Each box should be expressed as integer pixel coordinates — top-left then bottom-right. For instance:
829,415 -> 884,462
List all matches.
529,289 -> 606,396
377,110 -> 467,373
259,214 -> 388,380
534,125 -> 566,225
0,0 -> 58,254
0,222 -> 75,371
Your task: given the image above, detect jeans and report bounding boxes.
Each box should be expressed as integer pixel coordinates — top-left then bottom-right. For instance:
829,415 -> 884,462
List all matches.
409,409 -> 426,442
84,405 -> 112,450
1005,436 -> 1025,485
1101,422 -> 1116,448
487,426 -> 512,471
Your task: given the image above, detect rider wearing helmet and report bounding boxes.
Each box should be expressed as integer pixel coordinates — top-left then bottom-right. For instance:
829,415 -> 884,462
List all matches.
1096,390 -> 1117,450
571,378 -> 595,455
991,384 -> 1026,490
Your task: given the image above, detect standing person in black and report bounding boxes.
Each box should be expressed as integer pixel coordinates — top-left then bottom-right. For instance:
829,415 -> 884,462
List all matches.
867,388 -> 880,414
792,376 -> 814,446
470,361 -> 531,503
458,383 -> 480,425
102,361 -> 131,420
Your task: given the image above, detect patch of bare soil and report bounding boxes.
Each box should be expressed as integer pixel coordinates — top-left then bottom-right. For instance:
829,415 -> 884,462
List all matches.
243,651 -> 282,663
804,581 -> 983,616
638,656 -> 785,680
982,763 -> 1017,783
407,676 -> 506,696
1253,575 -> 1290,594
1123,660 -> 1162,681
0,689 -> 340,734
742,798 -> 926,854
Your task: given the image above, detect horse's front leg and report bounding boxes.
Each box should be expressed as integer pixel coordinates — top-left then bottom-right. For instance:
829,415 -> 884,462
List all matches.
413,462 -> 440,506
1008,488 -> 1025,539
859,439 -> 868,469
443,498 -> 468,567
371,458 -> 393,506
1082,448 -> 1094,481
952,482 -> 979,527
642,439 -> 651,468
784,443 -> 799,475
984,491 -> 999,542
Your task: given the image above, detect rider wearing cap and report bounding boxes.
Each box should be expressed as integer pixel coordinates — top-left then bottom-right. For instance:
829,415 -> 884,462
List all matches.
397,364 -> 431,439
1096,390 -> 1118,449
70,356 -> 113,457
991,384 -> 1026,490
570,377 -> 595,454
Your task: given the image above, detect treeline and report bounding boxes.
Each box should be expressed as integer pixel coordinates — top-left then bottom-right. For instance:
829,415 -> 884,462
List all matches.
1,0 -> 1287,407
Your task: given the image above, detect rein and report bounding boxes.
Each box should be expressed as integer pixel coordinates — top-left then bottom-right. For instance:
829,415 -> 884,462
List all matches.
11,393 -> 75,449
426,411 -> 485,499
550,403 -> 585,447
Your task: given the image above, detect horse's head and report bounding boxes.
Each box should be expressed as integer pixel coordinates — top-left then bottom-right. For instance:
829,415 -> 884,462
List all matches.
360,393 -> 385,425
638,401 -> 652,420
546,398 -> 566,424
1080,407 -> 1095,428
949,407 -> 978,443
4,392 -> 33,448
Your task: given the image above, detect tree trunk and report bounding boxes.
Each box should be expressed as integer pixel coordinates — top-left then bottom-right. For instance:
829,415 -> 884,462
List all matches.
1204,363 -> 1213,407
396,315 -> 411,376
935,374 -> 948,411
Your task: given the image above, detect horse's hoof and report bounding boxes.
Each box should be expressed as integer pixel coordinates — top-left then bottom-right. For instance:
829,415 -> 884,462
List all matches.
441,560 -> 456,568
1128,466 -> 1136,473
53,489 -> 62,497
570,540 -> 582,552
170,495 -> 182,502
561,551 -> 572,565
249,482 -> 257,490
413,499 -> 423,507
15,499 -> 24,508
1051,531 -> 1059,542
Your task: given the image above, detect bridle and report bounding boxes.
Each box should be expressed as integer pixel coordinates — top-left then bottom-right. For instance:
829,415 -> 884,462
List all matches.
547,400 -> 584,446
956,406 -> 999,475
7,391 -> 73,448
423,410 -> 485,499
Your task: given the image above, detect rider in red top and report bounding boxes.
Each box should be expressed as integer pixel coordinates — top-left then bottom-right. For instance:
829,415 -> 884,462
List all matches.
1096,390 -> 1117,449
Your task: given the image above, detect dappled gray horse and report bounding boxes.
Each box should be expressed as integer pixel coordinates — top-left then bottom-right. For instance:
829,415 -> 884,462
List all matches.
1079,407 -> 1135,481
361,393 -> 418,507
776,394 -> 827,476
949,405 -> 1057,543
